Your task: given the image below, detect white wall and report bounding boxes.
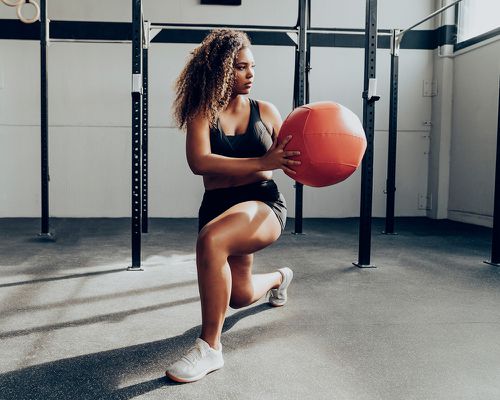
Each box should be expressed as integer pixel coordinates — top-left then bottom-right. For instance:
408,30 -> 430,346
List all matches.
0,0 -> 435,218
447,38 -> 500,227
425,0 -> 500,227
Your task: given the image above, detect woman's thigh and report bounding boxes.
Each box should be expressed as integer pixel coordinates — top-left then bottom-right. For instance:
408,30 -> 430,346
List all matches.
198,200 -> 282,256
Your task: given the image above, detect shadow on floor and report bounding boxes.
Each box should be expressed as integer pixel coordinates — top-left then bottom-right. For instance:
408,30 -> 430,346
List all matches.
0,303 -> 277,400
0,267 -> 128,288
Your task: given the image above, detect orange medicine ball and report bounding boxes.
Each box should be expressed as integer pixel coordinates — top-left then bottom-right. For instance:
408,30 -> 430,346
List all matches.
278,101 -> 367,187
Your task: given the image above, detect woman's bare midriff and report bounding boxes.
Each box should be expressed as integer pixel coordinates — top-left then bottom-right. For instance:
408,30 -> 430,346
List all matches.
203,170 -> 273,190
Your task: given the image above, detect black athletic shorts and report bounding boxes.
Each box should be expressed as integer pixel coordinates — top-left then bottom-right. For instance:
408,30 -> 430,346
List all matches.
198,179 -> 287,233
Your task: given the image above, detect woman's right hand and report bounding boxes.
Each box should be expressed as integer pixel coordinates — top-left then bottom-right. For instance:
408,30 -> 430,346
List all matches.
260,135 -> 301,175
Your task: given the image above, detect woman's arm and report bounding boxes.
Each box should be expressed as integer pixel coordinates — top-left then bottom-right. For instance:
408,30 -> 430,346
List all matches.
185,109 -> 300,177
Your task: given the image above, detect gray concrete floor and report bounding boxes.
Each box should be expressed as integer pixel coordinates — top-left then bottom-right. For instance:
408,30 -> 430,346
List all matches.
0,217 -> 499,400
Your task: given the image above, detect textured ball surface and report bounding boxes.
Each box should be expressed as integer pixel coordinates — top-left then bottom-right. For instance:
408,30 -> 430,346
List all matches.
278,101 -> 367,187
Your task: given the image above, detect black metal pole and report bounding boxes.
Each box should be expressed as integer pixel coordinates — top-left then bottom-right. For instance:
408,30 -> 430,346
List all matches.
305,0 -> 311,105
293,0 -> 308,235
142,46 -> 149,234
39,0 -> 52,239
354,0 -> 379,268
485,77 -> 500,267
383,31 -> 400,235
129,0 -> 143,270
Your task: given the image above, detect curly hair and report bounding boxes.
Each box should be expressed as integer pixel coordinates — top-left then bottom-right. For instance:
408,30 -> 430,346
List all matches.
172,29 -> 251,130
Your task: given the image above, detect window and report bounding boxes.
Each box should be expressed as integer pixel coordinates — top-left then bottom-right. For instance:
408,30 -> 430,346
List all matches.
456,0 -> 500,46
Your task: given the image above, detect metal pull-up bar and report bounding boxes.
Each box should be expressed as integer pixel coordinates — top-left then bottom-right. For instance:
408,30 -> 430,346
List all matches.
397,0 -> 463,42
150,22 -> 298,34
135,0 -> 382,268
383,0 -> 463,236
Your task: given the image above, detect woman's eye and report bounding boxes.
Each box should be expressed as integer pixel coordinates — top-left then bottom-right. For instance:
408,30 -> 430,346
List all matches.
235,65 -> 254,71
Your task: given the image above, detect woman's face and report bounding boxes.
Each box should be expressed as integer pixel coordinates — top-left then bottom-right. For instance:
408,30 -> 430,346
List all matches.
232,47 -> 255,96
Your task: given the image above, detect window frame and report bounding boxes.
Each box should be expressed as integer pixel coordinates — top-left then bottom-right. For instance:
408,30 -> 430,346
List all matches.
454,1 -> 500,51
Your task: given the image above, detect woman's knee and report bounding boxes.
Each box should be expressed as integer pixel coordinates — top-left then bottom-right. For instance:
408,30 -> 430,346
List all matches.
229,291 -> 253,309
196,225 -> 227,258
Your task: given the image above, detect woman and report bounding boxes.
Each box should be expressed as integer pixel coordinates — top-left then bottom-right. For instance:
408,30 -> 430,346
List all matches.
166,29 -> 301,383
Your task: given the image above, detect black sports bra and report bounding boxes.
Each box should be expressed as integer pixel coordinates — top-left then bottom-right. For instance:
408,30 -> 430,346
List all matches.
209,99 -> 273,158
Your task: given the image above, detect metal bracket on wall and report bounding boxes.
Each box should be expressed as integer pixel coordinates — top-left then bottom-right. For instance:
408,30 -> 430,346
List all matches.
391,29 -> 402,56
149,27 -> 162,43
132,73 -> 143,94
362,78 -> 380,103
287,31 -> 299,46
46,18 -> 50,46
143,20 -> 151,49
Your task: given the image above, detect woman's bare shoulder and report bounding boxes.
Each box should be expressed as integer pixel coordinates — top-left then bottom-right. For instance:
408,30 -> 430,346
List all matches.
254,99 -> 283,132
186,112 -> 211,134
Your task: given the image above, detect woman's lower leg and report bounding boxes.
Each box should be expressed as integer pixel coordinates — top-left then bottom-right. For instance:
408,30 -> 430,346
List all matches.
247,272 -> 282,303
196,241 -> 231,350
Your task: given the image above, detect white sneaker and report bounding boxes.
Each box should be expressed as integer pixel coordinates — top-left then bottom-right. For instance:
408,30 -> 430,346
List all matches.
268,267 -> 293,307
166,338 -> 224,383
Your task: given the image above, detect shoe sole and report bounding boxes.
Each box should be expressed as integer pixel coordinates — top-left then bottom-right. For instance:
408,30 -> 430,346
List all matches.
269,293 -> 287,307
166,362 -> 224,383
